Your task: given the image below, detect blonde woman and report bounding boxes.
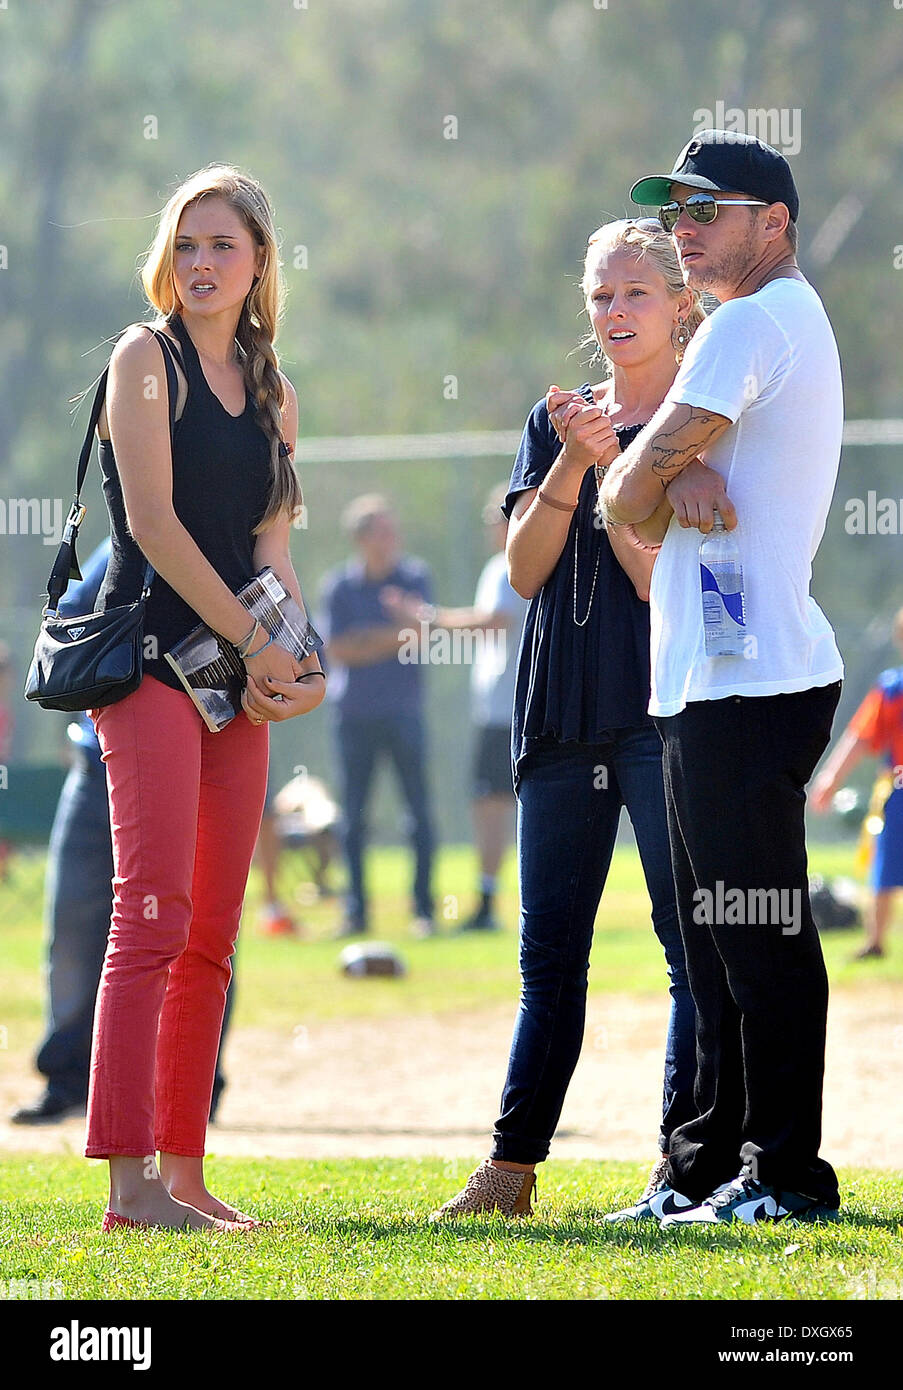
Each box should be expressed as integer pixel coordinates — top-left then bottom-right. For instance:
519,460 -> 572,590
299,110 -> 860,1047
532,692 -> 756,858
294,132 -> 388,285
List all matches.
85,165 -> 325,1231
432,218 -> 706,1223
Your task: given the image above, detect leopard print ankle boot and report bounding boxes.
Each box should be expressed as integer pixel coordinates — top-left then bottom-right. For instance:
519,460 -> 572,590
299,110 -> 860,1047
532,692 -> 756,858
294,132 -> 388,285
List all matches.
430,1159 -> 536,1221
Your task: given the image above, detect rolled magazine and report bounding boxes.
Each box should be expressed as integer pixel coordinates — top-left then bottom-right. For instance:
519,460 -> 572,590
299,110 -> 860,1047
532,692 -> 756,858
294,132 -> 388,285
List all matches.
164,566 -> 324,732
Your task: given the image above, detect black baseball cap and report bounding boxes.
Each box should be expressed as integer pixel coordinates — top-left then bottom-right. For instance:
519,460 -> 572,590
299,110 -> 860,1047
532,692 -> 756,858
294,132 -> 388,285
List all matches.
630,130 -> 799,223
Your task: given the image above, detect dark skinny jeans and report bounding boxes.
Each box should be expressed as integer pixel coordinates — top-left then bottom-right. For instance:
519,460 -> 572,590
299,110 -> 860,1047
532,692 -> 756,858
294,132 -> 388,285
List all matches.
491,728 -> 696,1164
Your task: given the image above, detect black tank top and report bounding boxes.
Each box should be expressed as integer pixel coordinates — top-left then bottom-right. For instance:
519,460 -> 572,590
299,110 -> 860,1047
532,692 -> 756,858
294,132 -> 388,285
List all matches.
95,313 -> 273,691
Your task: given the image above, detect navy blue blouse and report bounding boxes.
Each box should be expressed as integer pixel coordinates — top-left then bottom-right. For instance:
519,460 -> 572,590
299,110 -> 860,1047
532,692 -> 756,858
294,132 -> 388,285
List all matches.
503,390 -> 653,789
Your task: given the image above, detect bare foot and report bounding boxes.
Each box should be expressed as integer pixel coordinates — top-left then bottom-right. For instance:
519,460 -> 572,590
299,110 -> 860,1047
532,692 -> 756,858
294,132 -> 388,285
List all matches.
156,1153 -> 263,1225
107,1188 -> 243,1231
164,1184 -> 261,1226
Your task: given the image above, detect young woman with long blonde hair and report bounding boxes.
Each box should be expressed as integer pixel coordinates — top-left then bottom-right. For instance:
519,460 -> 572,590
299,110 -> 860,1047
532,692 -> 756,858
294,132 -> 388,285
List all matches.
86,164 -> 325,1231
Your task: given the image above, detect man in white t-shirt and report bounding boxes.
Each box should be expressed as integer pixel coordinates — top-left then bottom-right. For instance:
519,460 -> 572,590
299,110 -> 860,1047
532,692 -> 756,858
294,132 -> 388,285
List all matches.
587,131 -> 844,1226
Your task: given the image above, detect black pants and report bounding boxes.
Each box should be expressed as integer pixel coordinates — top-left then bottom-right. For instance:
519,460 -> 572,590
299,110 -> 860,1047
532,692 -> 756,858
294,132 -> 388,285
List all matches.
654,681 -> 842,1206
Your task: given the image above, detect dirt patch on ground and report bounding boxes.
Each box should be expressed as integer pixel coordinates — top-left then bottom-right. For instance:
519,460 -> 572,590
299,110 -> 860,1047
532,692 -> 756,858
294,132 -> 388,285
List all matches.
2,987 -> 901,1170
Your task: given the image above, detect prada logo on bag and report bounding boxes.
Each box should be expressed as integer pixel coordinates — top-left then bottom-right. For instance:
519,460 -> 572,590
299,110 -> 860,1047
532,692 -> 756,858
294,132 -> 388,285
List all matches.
68,626 -> 87,639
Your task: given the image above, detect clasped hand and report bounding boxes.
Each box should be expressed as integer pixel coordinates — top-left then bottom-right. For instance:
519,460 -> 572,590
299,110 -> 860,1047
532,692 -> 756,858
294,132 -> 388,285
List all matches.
545,386 -> 621,473
241,642 -> 321,724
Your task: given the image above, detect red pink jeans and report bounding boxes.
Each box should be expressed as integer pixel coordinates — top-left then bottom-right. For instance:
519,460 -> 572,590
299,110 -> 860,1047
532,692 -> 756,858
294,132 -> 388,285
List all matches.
85,674 -> 268,1158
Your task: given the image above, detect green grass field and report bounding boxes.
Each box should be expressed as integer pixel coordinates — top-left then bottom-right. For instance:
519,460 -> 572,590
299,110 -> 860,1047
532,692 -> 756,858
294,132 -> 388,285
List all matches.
1,839 -> 901,1302
3,840 -> 901,1035
1,1156 -> 901,1302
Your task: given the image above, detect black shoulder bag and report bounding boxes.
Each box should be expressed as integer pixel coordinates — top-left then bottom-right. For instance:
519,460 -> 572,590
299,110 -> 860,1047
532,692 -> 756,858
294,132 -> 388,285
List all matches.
23,330 -> 182,712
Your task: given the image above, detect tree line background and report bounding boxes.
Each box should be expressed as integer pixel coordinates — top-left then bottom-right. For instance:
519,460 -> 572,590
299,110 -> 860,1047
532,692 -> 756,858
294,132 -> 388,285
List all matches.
1,0 -> 901,842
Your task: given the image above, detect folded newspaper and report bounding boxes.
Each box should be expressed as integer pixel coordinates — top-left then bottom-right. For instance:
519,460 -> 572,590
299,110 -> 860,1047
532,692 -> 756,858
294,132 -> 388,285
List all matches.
164,567 -> 324,732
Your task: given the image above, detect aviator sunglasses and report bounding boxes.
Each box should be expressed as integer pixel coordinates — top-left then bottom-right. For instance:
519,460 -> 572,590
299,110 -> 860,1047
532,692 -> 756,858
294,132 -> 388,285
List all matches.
657,192 -> 768,233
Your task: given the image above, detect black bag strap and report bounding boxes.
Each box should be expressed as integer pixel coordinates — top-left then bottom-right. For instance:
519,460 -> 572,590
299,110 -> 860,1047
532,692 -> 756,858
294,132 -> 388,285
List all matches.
45,328 -> 183,613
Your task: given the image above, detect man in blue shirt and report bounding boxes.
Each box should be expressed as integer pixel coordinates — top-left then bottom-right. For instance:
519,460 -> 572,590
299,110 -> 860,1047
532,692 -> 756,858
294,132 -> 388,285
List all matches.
319,495 -> 436,937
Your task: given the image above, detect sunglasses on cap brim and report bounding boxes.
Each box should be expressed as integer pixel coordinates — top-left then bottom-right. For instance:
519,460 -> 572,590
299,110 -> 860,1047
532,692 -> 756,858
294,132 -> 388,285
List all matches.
657,193 -> 768,233
587,216 -> 665,244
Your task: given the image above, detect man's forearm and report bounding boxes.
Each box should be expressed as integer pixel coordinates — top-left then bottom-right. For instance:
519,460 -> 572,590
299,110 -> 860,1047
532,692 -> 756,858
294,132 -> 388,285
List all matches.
599,401 -> 731,525
327,626 -> 405,666
434,607 -> 512,632
629,492 -> 674,547
604,521 -> 657,602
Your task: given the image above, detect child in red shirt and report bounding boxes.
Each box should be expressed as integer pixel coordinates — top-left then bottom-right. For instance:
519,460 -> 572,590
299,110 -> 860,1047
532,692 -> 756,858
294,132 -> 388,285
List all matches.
811,608 -> 903,957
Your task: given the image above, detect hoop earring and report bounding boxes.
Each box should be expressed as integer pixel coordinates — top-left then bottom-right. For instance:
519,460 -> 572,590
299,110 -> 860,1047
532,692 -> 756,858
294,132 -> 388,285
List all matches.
671,319 -> 691,365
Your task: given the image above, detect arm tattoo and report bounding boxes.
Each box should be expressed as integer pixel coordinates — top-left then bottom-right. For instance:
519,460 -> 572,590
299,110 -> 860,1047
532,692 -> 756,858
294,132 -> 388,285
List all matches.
649,405 -> 724,479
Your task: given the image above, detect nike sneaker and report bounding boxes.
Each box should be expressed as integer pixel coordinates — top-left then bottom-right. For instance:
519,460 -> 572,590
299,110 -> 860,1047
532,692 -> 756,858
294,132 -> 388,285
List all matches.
660,1174 -> 841,1227
603,1154 -> 696,1222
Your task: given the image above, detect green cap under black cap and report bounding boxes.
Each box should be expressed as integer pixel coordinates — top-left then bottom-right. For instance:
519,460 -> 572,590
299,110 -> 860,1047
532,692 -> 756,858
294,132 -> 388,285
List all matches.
630,129 -> 799,223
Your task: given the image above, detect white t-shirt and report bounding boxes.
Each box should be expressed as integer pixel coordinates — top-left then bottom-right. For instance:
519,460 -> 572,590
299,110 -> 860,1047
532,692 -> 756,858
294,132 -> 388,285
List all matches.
470,549 -> 529,728
648,278 -> 845,717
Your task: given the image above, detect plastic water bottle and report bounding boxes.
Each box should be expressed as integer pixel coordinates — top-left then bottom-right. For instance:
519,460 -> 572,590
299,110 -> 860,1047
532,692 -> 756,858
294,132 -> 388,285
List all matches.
699,507 -> 747,656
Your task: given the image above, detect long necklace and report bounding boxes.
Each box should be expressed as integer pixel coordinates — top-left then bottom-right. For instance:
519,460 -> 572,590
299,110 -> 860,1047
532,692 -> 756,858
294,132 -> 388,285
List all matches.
572,384 -> 605,627
572,415 -> 650,626
572,501 -> 602,628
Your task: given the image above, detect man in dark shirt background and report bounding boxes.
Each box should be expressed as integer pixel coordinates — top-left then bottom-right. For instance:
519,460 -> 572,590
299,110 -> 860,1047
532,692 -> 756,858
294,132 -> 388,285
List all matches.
319,495 -> 436,937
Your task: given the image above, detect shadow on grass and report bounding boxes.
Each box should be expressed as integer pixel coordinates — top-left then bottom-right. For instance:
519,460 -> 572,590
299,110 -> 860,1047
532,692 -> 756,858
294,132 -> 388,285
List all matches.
304,1205 -> 901,1248
26,1191 -> 899,1241
567,1204 -> 902,1238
